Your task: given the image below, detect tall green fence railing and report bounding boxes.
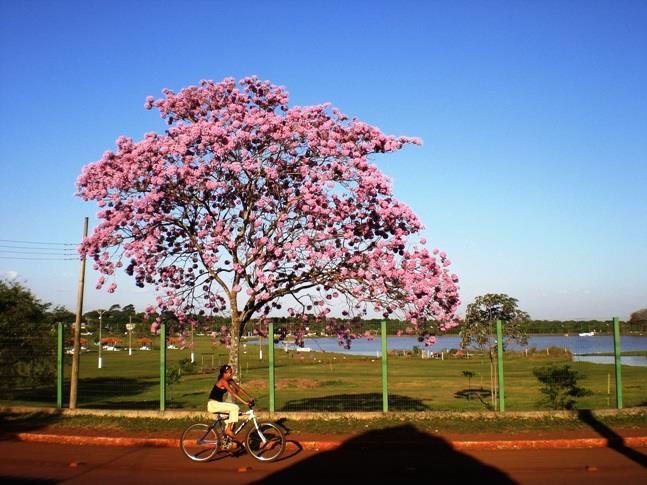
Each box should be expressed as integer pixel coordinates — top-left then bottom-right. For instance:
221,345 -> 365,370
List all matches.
1,318 -> 645,413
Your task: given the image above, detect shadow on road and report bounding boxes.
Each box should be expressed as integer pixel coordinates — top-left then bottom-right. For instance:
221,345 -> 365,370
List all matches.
275,439 -> 303,462
254,424 -> 516,483
577,409 -> 647,469
0,476 -> 57,483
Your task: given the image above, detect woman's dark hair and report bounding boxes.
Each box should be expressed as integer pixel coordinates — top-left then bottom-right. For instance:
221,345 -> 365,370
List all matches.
218,364 -> 232,380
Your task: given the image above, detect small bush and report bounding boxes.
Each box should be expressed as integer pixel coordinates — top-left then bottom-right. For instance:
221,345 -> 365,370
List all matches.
533,364 -> 592,410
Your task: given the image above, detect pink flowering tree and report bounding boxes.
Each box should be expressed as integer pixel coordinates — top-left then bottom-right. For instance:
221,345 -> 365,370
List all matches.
77,77 -> 460,373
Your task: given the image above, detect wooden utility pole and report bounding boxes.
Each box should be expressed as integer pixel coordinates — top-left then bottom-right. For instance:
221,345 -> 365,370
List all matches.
69,217 -> 88,409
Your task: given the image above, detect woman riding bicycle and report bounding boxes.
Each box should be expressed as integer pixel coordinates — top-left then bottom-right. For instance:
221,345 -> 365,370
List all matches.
207,364 -> 254,447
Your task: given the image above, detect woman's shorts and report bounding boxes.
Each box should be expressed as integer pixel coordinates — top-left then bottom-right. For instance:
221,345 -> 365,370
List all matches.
207,399 -> 240,424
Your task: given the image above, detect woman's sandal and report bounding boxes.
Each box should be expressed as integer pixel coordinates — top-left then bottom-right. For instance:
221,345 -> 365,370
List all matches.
225,435 -> 243,450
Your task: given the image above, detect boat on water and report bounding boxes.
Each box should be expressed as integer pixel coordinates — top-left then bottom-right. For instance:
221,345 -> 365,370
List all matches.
578,331 -> 596,337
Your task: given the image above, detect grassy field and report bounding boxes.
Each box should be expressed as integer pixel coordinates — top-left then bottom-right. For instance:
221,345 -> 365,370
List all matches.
2,336 -> 646,412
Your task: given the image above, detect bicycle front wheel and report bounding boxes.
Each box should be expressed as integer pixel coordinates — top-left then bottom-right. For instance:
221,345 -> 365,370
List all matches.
180,423 -> 219,462
246,422 -> 286,462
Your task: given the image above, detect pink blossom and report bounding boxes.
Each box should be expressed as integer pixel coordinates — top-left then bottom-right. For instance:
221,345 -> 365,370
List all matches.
75,76 -> 460,349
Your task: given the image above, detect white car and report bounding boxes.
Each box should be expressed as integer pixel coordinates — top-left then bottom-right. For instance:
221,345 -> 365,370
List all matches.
65,346 -> 88,354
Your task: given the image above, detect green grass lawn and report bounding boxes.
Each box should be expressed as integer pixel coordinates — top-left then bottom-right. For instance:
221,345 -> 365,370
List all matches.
2,336 -> 646,412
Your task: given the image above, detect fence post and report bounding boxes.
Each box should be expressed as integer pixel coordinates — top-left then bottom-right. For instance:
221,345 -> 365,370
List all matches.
268,320 -> 275,414
160,322 -> 166,411
57,322 -> 64,408
613,316 -> 623,409
496,319 -> 505,412
381,320 -> 388,413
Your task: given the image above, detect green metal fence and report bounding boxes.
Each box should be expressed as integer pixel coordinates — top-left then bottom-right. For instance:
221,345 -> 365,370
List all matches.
0,322 -> 57,407
1,318 -> 645,413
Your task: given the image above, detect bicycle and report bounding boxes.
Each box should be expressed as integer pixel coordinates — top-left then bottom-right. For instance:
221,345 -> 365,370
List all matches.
180,402 -> 286,462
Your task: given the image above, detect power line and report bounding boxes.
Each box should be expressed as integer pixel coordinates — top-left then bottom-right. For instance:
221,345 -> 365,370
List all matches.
0,235 -> 86,262
0,244 -> 76,251
0,239 -> 77,246
0,238 -> 80,261
0,256 -> 78,261
0,250 -> 77,256
0,247 -> 77,256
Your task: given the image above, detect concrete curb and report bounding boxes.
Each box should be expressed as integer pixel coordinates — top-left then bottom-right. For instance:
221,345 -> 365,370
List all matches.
450,437 -> 647,450
3,405 -> 646,421
13,433 -> 180,448
10,432 -> 647,451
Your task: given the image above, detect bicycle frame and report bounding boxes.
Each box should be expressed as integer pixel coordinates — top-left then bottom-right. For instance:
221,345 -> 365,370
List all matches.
207,408 -> 268,445
181,406 -> 285,462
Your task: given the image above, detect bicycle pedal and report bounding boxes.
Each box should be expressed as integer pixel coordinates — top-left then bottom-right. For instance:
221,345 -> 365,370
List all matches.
225,442 -> 241,452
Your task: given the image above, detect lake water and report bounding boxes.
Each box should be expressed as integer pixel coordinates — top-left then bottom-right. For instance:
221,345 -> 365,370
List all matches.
572,355 -> 647,366
252,335 -> 647,367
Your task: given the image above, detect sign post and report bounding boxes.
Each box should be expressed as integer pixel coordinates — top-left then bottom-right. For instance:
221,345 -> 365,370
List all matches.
97,310 -> 105,368
126,320 -> 136,356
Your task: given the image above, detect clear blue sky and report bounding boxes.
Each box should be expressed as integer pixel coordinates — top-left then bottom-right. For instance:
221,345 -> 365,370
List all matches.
1,0 -> 645,320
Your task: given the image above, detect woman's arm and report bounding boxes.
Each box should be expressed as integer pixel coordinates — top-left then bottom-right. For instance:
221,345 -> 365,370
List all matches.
223,380 -> 250,405
230,380 -> 253,402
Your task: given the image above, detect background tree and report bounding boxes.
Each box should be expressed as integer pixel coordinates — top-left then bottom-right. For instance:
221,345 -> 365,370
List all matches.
77,77 -> 460,373
45,305 -> 75,326
0,279 -> 54,394
459,293 -> 529,408
629,308 -> 647,333
85,303 -> 142,337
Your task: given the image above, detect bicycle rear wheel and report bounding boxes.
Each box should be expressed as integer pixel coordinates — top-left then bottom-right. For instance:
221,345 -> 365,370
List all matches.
180,423 -> 219,462
246,422 -> 286,462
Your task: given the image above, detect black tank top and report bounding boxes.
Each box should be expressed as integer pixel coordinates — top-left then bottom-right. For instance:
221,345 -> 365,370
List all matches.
209,384 -> 226,401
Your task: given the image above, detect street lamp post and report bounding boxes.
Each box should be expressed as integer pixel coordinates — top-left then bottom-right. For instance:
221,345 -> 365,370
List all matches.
259,334 -> 263,360
97,310 -> 105,369
126,316 -> 136,356
191,325 -> 195,363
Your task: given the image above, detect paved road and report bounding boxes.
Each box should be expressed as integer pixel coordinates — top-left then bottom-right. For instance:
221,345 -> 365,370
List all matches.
0,439 -> 645,484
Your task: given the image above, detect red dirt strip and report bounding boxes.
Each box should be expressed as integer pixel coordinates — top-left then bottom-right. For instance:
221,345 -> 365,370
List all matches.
11,431 -> 647,451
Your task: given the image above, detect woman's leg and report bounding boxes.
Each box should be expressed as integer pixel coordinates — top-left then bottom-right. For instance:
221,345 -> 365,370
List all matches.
209,401 -> 240,437
209,401 -> 240,422
209,401 -> 241,447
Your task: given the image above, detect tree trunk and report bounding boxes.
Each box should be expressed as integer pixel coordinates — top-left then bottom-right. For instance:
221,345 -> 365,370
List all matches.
489,349 -> 496,409
228,295 -> 241,378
